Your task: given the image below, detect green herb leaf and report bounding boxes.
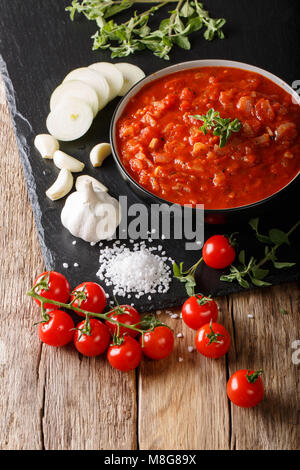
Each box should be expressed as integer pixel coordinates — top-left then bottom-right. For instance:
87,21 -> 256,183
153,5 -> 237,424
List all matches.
173,35 -> 191,50
221,219 -> 299,290
268,228 -> 290,246
249,218 -> 272,244
66,0 -> 226,60
279,307 -> 288,315
190,109 -> 241,147
272,260 -> 295,269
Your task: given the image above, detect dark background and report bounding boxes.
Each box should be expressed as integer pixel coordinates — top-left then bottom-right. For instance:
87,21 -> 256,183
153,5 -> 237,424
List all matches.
0,0 -> 299,311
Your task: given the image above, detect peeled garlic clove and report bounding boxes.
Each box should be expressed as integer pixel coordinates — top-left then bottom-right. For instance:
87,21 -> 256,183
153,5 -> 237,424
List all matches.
90,143 -> 111,167
53,150 -> 85,173
34,134 -> 59,159
46,169 -> 73,201
76,174 -> 108,193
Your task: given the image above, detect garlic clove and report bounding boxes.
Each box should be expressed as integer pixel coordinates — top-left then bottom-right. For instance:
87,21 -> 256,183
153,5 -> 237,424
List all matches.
34,134 -> 59,159
90,143 -> 111,167
46,169 -> 73,201
76,174 -> 108,193
53,150 -> 85,173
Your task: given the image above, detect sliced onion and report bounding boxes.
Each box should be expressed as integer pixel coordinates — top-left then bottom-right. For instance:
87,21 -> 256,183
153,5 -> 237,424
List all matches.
50,80 -> 99,117
63,67 -> 109,111
89,62 -> 124,100
46,97 -> 93,141
115,63 -> 145,96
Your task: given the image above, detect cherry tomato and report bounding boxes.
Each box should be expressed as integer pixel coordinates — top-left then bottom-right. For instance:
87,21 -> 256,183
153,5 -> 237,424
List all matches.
227,369 -> 264,408
38,310 -> 74,347
105,305 -> 141,338
107,336 -> 142,372
74,318 -> 110,357
71,282 -> 107,317
202,235 -> 236,269
195,322 -> 231,358
140,326 -> 174,360
34,271 -> 71,309
182,295 -> 218,330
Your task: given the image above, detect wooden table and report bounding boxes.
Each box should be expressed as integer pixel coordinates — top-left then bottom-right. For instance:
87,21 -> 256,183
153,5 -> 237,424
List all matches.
0,75 -> 299,451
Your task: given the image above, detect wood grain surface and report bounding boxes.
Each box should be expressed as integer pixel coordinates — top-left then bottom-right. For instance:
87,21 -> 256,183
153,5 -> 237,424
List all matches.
0,74 -> 299,450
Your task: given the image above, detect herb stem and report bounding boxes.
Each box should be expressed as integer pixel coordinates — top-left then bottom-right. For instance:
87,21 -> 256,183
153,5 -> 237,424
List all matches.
27,290 -> 145,336
168,0 -> 184,37
254,219 -> 300,271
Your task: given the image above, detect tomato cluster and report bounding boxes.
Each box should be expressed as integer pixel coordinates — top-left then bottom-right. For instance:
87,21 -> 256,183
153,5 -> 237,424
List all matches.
32,271 -> 174,372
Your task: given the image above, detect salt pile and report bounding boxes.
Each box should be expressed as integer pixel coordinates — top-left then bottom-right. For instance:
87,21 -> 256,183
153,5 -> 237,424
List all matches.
96,241 -> 173,298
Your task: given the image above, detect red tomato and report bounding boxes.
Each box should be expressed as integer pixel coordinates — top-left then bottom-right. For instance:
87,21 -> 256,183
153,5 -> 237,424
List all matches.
227,369 -> 264,408
34,271 -> 71,309
140,326 -> 174,360
74,318 -> 110,357
203,235 -> 236,269
71,282 -> 107,317
105,305 -> 141,338
182,295 -> 218,330
38,310 -> 74,347
195,322 -> 231,358
107,336 -> 142,372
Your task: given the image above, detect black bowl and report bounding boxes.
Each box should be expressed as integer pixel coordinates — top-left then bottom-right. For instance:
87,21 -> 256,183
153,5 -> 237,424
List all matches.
110,60 -> 300,224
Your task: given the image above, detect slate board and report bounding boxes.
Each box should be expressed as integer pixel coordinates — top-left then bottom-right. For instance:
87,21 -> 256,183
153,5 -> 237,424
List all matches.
0,0 -> 299,312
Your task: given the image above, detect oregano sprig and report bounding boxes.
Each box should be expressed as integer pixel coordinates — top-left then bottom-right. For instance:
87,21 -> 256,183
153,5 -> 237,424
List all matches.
66,0 -> 226,60
173,257 -> 203,296
220,218 -> 300,288
190,108 -> 241,147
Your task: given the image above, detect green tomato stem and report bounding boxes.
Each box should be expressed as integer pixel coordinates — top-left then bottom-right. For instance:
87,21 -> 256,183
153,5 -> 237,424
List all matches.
27,289 -> 145,336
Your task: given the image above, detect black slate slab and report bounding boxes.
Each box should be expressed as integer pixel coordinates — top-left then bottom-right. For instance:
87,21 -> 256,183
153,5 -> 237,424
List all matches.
0,0 -> 299,312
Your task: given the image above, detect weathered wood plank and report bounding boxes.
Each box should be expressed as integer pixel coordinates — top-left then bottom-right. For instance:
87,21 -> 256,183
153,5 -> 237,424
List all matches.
138,298 -> 230,450
228,283 -> 299,450
0,75 -> 137,450
0,77 -> 45,450
41,350 -> 137,450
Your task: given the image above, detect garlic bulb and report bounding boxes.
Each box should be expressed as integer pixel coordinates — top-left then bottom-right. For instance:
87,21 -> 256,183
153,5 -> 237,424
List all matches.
61,181 -> 121,243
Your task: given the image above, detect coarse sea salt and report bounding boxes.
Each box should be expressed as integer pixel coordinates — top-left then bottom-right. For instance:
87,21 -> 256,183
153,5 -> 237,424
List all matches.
96,241 -> 172,297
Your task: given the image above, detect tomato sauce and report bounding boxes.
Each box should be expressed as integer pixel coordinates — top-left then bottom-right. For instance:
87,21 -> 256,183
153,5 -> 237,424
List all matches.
116,67 -> 300,209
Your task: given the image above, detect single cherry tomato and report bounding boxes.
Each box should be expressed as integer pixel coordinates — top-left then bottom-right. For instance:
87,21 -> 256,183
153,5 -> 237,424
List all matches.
105,305 -> 141,338
107,336 -> 142,372
182,295 -> 218,330
227,369 -> 264,408
74,318 -> 110,357
195,321 -> 231,358
34,271 -> 71,309
71,282 -> 107,317
140,326 -> 174,360
202,235 -> 236,269
38,310 -> 74,347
